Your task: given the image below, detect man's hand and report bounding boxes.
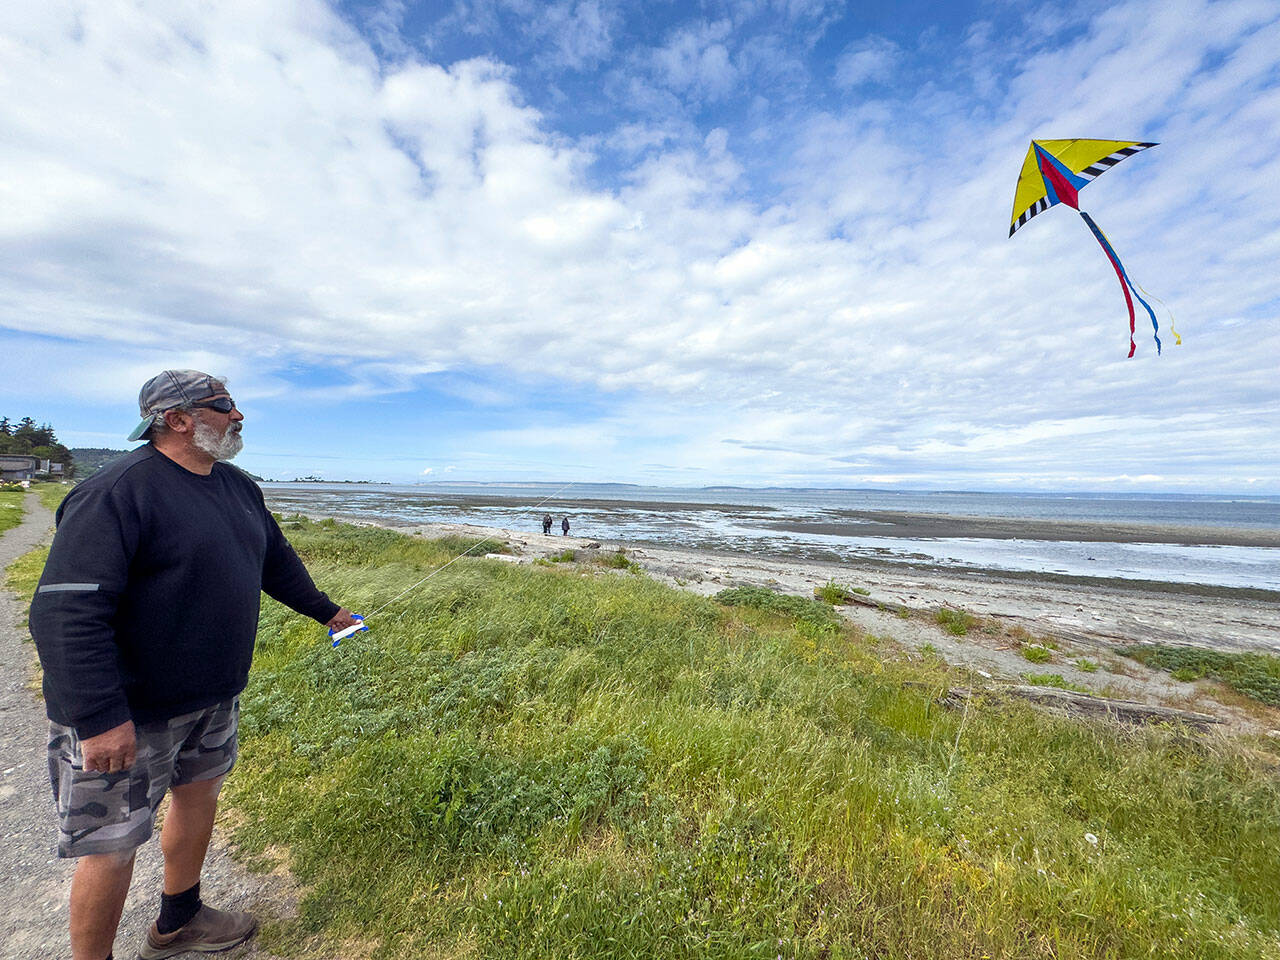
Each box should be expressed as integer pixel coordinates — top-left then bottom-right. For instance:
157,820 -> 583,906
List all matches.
81,720 -> 137,773
325,607 -> 360,632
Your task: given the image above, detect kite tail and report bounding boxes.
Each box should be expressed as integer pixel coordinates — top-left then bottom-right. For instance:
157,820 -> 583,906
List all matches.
1087,213 -> 1163,355
1125,276 -> 1161,354
1132,279 -> 1181,345
1078,210 -> 1137,358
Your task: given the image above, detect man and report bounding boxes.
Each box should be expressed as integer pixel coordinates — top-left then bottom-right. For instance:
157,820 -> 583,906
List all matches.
30,370 -> 359,960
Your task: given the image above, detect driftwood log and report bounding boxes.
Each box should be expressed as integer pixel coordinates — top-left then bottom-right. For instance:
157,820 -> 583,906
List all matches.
813,587 -> 912,615
940,684 -> 1224,729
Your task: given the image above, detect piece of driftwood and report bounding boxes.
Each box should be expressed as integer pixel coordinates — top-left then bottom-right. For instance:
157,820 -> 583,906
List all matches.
941,684 -> 1223,729
812,587 -> 911,614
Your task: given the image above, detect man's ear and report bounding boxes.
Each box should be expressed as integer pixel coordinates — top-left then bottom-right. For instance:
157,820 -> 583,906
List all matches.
162,409 -> 194,435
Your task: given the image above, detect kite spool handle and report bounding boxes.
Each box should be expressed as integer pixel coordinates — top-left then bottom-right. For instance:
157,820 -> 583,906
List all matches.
329,614 -> 368,647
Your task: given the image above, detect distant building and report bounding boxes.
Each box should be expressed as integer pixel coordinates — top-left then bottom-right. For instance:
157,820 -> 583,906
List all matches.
1,454 -> 42,481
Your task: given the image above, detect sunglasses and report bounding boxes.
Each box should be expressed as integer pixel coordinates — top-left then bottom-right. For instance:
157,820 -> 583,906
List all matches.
189,397 -> 238,414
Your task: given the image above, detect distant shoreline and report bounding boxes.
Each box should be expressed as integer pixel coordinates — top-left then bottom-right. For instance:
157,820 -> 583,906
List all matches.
262,487 -> 1280,548
340,517 -> 1280,653
766,510 -> 1280,548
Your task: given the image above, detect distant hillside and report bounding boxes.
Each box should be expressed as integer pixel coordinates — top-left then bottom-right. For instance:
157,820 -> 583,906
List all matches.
70,447 -> 129,479
70,447 -> 264,481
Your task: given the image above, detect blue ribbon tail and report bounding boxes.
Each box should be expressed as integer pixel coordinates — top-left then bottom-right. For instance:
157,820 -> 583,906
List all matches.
1127,278 -> 1161,354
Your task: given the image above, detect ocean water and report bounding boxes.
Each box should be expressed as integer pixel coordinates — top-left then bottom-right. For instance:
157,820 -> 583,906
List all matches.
260,483 -> 1280,591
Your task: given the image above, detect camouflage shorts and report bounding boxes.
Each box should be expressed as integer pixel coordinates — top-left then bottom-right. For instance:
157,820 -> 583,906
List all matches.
48,698 -> 239,858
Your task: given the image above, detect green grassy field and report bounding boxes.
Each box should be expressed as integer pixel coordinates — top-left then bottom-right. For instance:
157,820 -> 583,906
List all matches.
0,487 -> 23,535
8,513 -> 1280,958
2,484 -> 66,591
226,519 -> 1280,959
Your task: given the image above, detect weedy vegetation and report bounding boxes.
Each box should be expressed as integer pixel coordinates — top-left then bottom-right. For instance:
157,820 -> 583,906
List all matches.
1021,644 -> 1053,664
0,487 -> 24,535
1121,644 -> 1280,707
596,549 -> 642,574
1021,673 -> 1091,693
8,514 -> 1280,958
815,581 -> 870,604
934,606 -> 976,636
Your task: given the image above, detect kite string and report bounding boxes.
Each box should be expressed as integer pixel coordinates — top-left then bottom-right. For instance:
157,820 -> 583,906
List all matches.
361,479 -> 579,622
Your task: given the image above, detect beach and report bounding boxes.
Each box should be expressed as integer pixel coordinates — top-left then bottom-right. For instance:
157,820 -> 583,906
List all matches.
307,511 -> 1277,733
262,483 -> 1280,591
259,479 -> 1280,727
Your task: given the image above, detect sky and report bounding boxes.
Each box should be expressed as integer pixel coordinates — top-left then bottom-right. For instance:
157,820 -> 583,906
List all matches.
3,0 -> 1279,491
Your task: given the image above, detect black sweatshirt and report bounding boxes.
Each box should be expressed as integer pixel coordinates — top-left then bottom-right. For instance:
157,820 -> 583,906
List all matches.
30,445 -> 339,737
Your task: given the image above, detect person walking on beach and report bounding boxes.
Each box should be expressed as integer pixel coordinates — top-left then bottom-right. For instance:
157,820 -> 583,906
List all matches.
561,516 -> 571,536
29,370 -> 360,960
542,514 -> 553,535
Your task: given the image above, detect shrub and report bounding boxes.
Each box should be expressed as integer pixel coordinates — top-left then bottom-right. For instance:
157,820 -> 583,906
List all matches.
1122,644 -> 1280,706
815,580 -> 869,604
597,550 -> 641,574
712,585 -> 840,628
935,607 -> 976,636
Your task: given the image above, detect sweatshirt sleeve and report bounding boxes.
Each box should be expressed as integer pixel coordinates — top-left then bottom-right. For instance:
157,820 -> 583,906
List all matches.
258,501 -> 340,624
29,485 -> 137,738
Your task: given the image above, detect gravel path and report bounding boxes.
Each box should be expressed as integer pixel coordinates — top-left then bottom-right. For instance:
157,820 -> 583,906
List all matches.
0,494 -> 295,960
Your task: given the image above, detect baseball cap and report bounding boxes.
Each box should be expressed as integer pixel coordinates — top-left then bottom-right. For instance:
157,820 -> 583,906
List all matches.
127,370 -> 227,441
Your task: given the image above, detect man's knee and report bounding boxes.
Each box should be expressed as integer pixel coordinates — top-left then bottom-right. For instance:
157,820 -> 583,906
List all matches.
167,774 -> 225,821
170,774 -> 225,802
76,848 -> 137,872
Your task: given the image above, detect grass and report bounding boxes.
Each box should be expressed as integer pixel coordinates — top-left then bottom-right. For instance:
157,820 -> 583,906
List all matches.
1121,644 -> 1280,707
1021,673 -> 1091,693
8,514 -> 1280,958
4,481 -> 67,595
596,549 -> 642,574
815,581 -> 869,604
0,487 -> 23,535
1021,644 -> 1053,664
934,607 -> 976,636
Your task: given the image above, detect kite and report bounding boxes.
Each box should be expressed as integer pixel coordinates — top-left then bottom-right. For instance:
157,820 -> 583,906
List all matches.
1009,138 -> 1177,357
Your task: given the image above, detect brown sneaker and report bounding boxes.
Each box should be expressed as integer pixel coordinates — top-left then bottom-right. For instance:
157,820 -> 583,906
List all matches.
136,903 -> 259,958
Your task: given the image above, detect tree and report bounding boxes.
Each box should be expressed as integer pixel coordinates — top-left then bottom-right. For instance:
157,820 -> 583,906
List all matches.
0,415 -> 76,476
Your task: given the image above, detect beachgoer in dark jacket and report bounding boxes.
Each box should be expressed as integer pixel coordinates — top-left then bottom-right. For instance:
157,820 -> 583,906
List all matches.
29,370 -> 359,960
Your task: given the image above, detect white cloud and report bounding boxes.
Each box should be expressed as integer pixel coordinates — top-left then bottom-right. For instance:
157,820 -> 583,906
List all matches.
2,0 -> 1279,488
833,36 -> 900,87
648,20 -> 738,102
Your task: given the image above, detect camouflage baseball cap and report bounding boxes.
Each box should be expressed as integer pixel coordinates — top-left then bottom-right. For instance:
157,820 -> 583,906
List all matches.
127,369 -> 227,441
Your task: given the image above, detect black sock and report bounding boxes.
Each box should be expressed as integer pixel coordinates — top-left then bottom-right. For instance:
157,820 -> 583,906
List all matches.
156,881 -> 202,934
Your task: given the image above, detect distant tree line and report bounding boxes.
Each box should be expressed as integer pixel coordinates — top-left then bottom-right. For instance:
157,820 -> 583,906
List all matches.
0,416 -> 76,477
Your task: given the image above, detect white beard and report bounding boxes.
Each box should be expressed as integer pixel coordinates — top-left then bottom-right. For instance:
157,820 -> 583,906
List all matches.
192,419 -> 243,461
